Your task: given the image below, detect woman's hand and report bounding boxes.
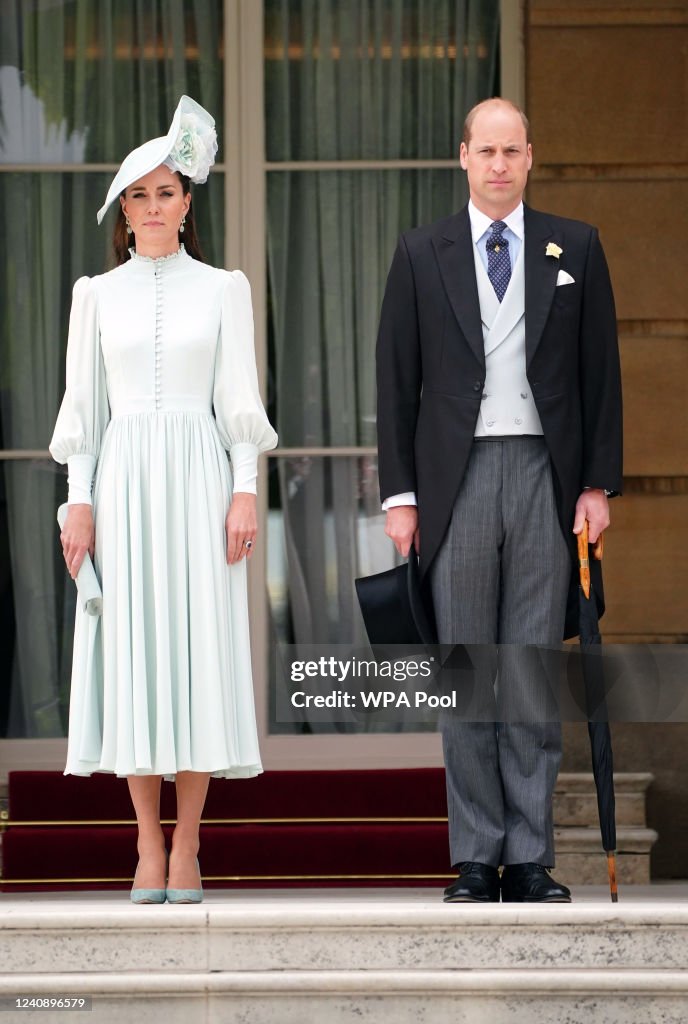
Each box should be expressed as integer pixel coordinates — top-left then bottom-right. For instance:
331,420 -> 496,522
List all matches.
226,492 -> 257,564
61,504 -> 95,579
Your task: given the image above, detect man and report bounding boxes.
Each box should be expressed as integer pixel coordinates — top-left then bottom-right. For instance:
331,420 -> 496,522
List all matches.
376,98 -> 622,903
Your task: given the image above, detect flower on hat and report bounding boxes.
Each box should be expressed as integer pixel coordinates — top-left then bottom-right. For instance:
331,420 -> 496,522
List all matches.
545,242 -> 563,259
164,112 -> 218,184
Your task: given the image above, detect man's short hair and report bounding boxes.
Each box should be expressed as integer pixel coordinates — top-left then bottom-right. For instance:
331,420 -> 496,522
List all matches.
462,98 -> 531,147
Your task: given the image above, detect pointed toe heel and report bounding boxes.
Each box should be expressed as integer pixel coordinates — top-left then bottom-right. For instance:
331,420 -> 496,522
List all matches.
130,887 -> 166,904
166,857 -> 203,904
130,853 -> 168,904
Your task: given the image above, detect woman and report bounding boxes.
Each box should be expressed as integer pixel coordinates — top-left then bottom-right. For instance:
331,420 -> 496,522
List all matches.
50,96 -> 277,904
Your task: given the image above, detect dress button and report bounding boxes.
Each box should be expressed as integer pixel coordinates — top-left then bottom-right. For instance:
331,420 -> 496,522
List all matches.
473,381 -> 482,392
515,417 -> 522,425
486,420 -> 495,427
481,393 -> 487,400
521,392 -> 528,399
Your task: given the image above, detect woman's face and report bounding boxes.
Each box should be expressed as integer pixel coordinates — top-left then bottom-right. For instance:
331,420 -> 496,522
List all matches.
120,165 -> 190,252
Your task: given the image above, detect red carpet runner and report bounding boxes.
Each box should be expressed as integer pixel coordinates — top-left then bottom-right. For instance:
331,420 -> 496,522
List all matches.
1,769 -> 453,891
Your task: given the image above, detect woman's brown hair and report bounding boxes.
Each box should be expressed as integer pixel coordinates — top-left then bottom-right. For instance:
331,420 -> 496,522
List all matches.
113,173 -> 205,266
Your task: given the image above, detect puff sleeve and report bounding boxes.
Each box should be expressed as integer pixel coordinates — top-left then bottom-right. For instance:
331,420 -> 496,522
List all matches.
49,277 -> 110,505
213,270 -> 278,493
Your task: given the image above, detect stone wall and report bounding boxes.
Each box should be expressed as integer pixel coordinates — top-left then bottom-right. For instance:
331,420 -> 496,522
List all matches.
525,0 -> 688,876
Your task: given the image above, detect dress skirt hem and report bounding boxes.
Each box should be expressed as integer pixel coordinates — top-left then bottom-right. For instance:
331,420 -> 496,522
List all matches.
64,763 -> 263,782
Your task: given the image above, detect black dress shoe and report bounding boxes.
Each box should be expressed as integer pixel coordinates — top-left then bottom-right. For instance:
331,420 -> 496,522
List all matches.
501,863 -> 571,903
443,862 -> 500,903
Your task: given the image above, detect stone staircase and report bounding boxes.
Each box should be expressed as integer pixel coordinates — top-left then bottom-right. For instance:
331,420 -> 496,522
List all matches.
1,890 -> 687,1023
554,771 -> 656,883
0,771 -> 670,1022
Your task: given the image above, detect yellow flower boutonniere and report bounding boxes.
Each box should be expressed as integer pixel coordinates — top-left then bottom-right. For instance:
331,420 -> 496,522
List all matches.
546,242 -> 563,259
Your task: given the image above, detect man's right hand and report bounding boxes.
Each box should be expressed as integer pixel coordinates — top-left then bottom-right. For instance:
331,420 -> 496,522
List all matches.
385,505 -> 419,557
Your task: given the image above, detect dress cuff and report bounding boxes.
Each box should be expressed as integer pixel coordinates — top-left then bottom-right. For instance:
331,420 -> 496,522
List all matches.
230,442 -> 260,495
67,454 -> 96,505
381,491 -> 417,512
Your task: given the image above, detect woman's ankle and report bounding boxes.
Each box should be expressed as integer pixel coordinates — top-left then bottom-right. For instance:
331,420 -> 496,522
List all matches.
170,831 -> 200,858
136,832 -> 167,857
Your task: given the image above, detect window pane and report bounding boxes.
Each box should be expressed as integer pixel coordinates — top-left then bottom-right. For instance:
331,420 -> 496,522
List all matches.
264,0 -> 500,161
267,453 -> 433,734
0,458 -> 73,738
0,0 -> 224,164
267,167 -> 464,447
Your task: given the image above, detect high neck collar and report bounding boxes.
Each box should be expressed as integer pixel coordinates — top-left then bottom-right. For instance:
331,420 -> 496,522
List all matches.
128,244 -> 187,265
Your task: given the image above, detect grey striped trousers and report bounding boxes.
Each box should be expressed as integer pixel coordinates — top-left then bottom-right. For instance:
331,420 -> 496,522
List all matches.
429,437 -> 570,867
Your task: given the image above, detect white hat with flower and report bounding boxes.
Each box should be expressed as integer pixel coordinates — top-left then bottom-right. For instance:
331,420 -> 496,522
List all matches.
96,95 -> 217,225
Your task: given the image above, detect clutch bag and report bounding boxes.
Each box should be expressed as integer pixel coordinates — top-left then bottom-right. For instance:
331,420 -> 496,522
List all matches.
57,503 -> 103,617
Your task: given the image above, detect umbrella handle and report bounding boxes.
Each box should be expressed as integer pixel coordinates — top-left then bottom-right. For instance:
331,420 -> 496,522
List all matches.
578,521 -> 591,598
578,523 -> 605,599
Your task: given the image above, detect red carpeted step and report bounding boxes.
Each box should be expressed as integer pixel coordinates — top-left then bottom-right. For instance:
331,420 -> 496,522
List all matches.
7,768 -> 448,820
2,770 -> 452,892
2,823 -> 452,892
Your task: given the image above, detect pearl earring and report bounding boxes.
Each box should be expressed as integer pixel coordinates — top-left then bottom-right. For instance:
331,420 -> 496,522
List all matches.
125,215 -> 132,236
179,215 -> 186,234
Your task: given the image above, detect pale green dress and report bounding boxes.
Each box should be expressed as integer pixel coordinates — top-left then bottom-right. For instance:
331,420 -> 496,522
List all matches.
50,246 -> 277,780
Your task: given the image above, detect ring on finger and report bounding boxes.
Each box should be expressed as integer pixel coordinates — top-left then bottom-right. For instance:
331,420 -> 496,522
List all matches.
244,539 -> 254,550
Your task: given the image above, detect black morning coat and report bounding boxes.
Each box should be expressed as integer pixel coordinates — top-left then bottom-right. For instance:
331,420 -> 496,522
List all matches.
375,204 -> 623,640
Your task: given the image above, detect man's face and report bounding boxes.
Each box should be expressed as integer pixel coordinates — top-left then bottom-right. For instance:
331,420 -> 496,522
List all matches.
459,104 -> 532,216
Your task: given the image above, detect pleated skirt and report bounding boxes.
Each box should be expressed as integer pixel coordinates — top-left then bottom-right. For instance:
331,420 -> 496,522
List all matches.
64,410 -> 262,781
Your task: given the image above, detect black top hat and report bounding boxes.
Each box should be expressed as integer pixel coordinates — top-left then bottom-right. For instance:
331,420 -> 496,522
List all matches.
355,551 -> 437,646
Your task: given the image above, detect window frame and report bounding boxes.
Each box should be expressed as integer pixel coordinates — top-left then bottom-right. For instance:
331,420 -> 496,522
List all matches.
0,0 -> 522,781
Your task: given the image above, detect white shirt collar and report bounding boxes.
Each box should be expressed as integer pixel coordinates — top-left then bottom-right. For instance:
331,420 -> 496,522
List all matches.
468,199 -> 524,243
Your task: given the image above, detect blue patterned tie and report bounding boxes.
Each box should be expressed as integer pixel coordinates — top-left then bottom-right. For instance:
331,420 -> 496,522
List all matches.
486,220 -> 511,302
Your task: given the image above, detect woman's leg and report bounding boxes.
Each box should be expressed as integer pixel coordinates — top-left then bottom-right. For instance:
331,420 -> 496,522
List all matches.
127,775 -> 166,888
168,771 -> 211,888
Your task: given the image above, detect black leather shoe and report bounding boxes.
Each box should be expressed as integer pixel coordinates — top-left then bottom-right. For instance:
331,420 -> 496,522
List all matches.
443,862 -> 500,903
501,863 -> 571,903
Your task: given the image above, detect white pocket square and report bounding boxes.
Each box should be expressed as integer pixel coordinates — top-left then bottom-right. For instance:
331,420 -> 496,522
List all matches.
556,269 -> 575,286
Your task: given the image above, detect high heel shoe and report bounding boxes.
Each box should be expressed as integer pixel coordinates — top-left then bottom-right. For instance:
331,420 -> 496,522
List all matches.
130,854 -> 167,904
166,857 -> 203,904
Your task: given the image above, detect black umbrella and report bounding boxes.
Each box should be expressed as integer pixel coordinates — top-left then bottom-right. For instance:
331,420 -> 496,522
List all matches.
578,520 -> 618,902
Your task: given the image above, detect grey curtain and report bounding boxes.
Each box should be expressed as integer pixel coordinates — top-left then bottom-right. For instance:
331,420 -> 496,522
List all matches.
0,0 -> 223,737
265,1 -> 499,683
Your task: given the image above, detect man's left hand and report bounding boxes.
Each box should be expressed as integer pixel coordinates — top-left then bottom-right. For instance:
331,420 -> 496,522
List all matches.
572,489 -> 610,544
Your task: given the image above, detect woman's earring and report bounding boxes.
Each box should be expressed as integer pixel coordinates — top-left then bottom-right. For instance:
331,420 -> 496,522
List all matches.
179,215 -> 186,235
125,215 -> 132,236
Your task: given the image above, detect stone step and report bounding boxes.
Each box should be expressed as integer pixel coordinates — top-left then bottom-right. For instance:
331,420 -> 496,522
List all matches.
554,772 -> 653,827
0,969 -> 687,1024
1,892 -> 685,973
555,824 -> 657,884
